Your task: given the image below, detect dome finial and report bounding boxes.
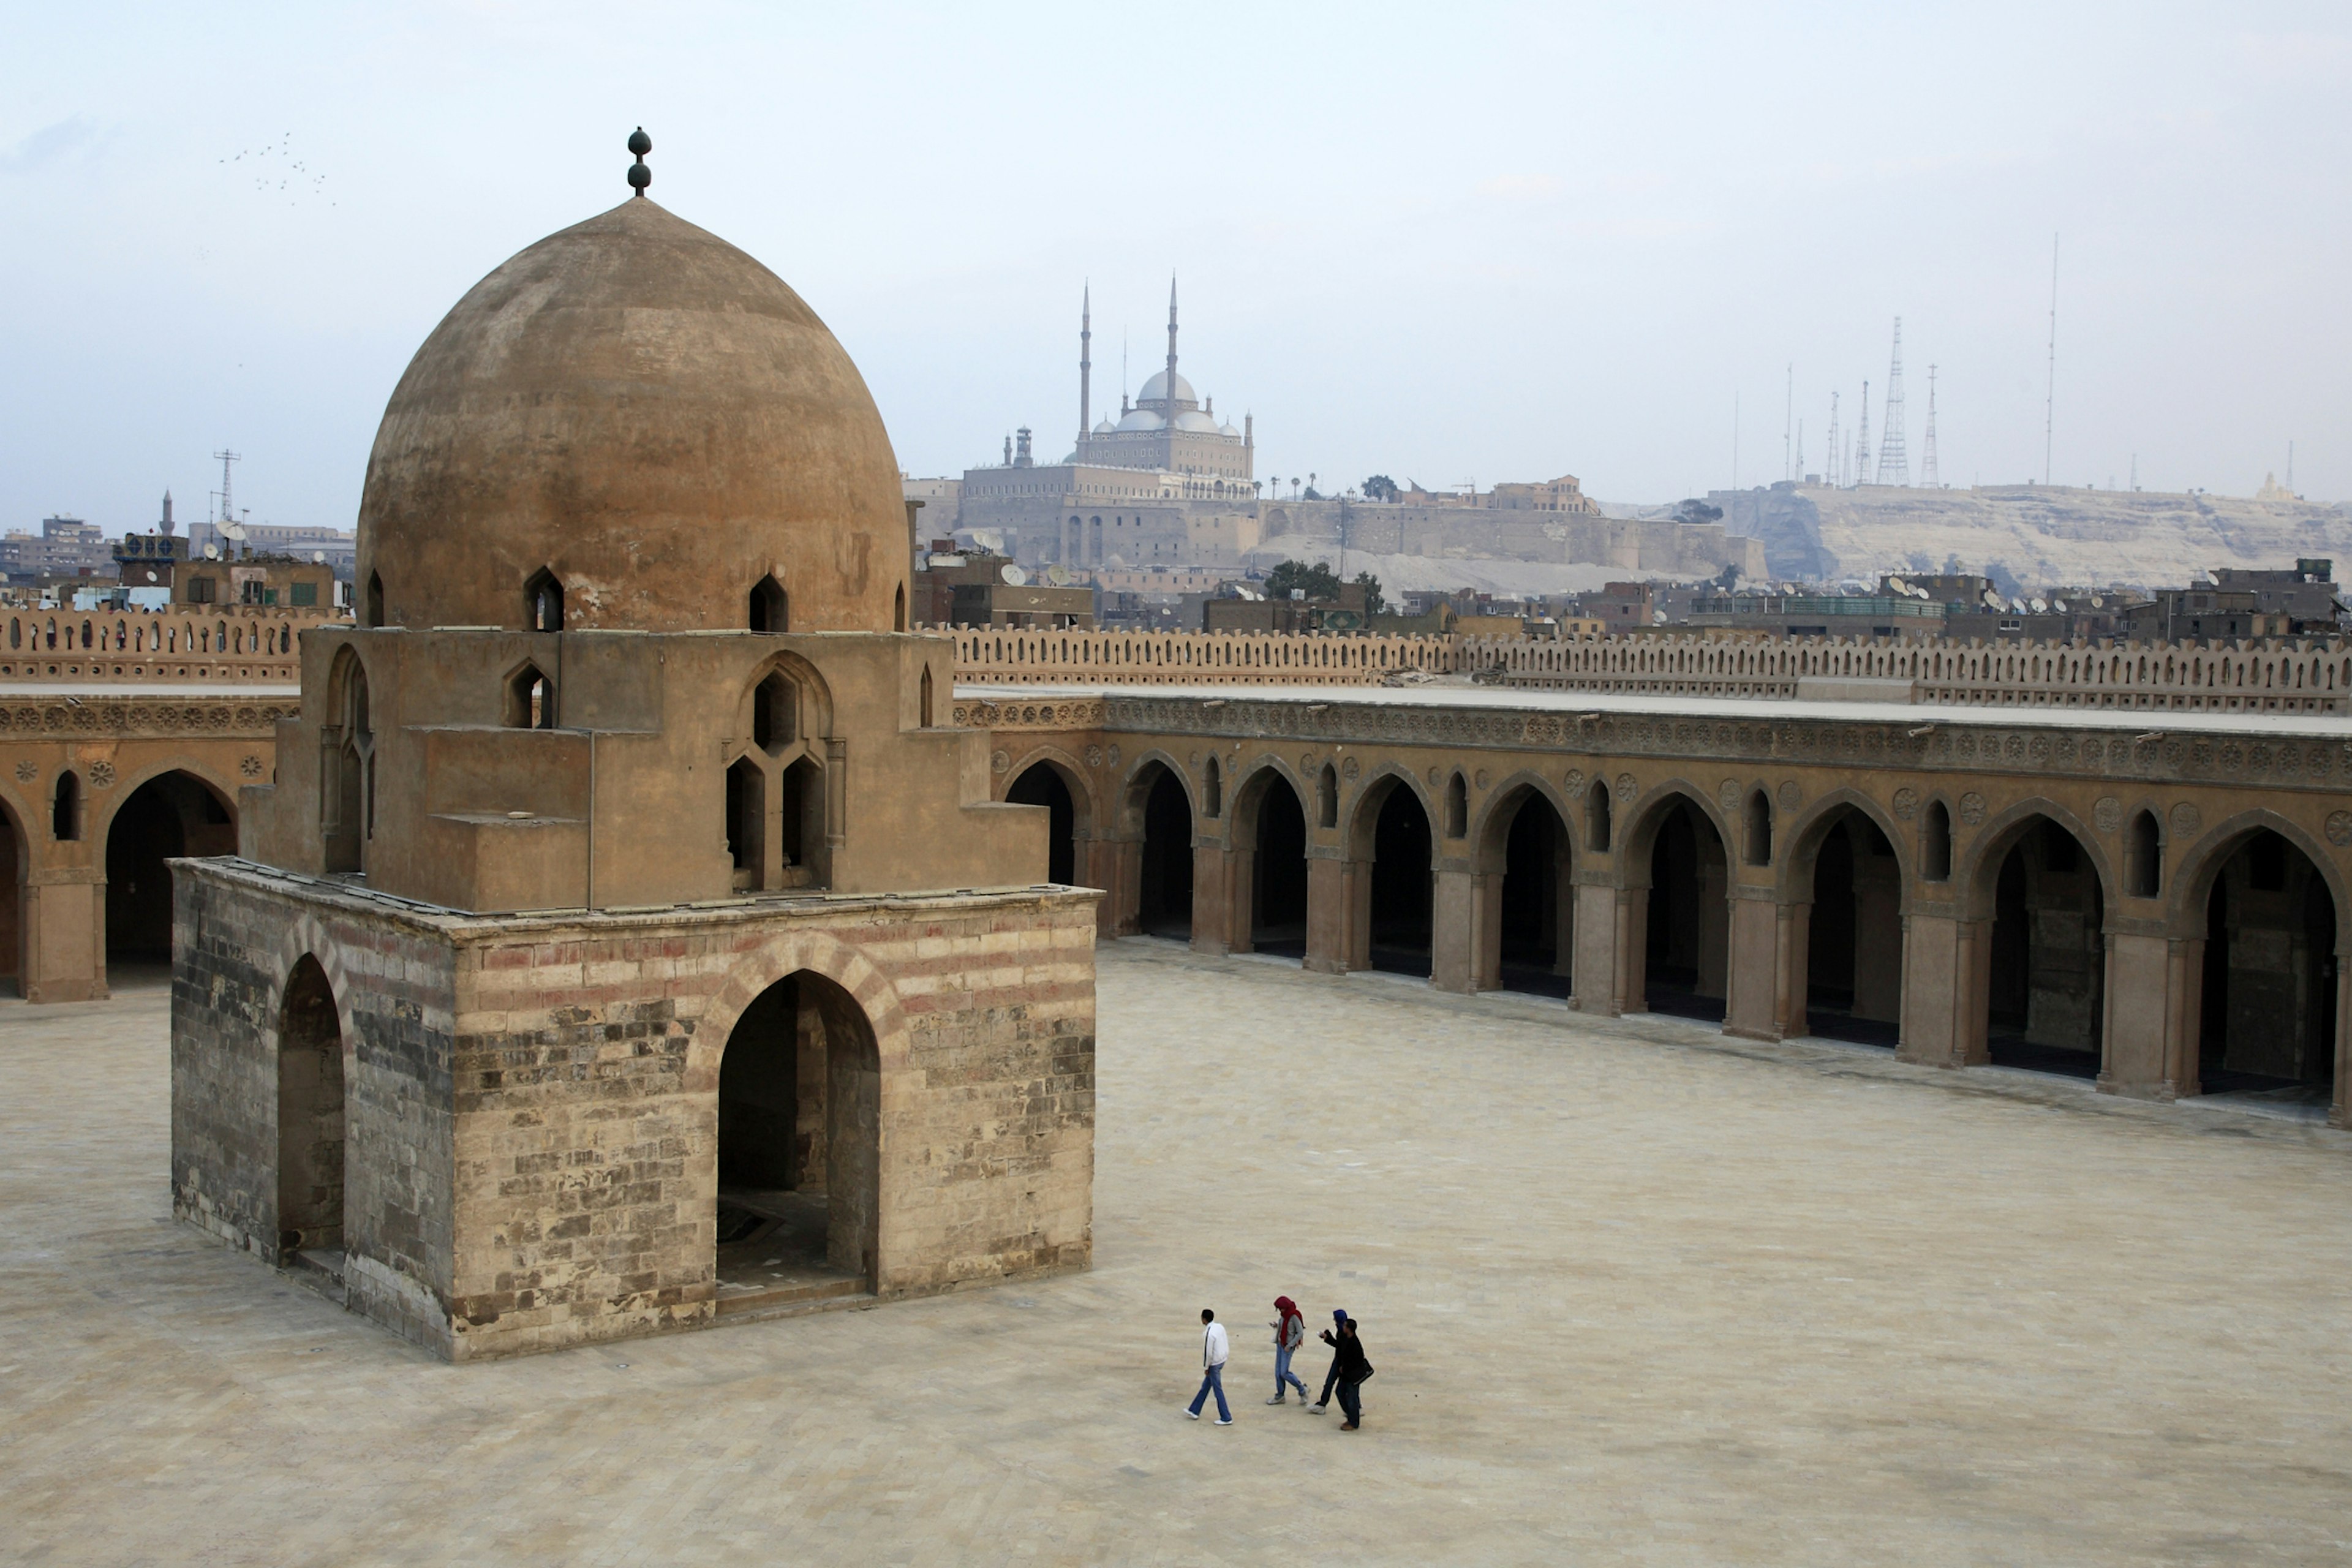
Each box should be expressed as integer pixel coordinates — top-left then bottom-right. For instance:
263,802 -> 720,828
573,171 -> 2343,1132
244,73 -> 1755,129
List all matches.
627,127 -> 652,197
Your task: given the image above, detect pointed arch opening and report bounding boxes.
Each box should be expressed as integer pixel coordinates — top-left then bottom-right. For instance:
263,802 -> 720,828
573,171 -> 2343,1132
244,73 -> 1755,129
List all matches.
894,582 -> 907,631
919,665 -> 934,728
1355,776 -> 1433,978
0,801 -> 21,995
748,574 -> 788,633
1642,797 -> 1728,1021
1007,760 -> 1080,886
715,971 -> 880,1302
778,755 -> 826,886
1793,807 -> 1902,1046
106,771 -> 234,970
51,771 -> 79,842
524,567 -> 564,633
1982,817 -> 2105,1079
1133,762 -> 1193,939
504,663 -> 555,729
1744,788 -> 1773,867
1485,786 -> 1572,998
2196,828 -> 2335,1106
1231,769 -> 1308,961
726,757 -> 767,891
1444,771 -> 1468,839
276,954 -> 345,1265
1587,779 -> 1613,854
364,571 -> 385,628
323,649 -> 373,875
1203,755 -> 1223,819
1316,764 -> 1338,829
2125,809 -> 2162,899
1921,800 -> 1953,882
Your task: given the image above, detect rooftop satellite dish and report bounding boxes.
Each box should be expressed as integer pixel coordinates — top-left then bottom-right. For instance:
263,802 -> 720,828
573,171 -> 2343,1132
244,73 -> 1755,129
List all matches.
312,551 -> 326,564
1981,588 -> 2003,609
222,521 -> 247,541
1000,564 -> 1029,587
202,543 -> 220,560
1887,576 -> 1910,595
2010,598 -> 2027,613
1044,564 -> 1072,586
2030,597 -> 2048,613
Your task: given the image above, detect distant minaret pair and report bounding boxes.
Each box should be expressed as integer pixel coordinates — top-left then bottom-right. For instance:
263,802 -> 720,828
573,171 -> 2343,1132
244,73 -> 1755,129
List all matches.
1078,277 -> 1181,440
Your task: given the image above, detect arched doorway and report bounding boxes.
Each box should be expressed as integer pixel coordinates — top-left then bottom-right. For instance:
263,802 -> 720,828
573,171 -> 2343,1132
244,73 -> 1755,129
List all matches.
105,772 -> 235,972
1643,797 -> 1728,1020
1362,777 -> 1433,977
1983,817 -> 2105,1078
1486,786 -> 1572,997
1134,763 -> 1193,939
715,971 -> 880,1305
276,955 -> 344,1267
1236,771 -> 1308,960
1796,808 -> 1903,1045
2197,828 -> 2337,1106
1006,762 -> 1079,886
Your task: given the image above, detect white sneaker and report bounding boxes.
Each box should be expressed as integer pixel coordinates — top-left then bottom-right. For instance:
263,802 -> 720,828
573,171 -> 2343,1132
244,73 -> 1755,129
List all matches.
1216,1417 -> 1234,1426
1186,1408 -> 1199,1420
1309,1403 -> 1325,1413
1265,1395 -> 1286,1404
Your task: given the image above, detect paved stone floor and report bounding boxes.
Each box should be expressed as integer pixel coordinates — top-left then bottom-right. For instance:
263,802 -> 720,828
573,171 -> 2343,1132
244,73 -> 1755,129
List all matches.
5,946 -> 2352,1566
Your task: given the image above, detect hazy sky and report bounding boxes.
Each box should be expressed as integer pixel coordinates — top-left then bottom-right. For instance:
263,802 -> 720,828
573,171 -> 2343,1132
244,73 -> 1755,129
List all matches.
5,2 -> 2347,535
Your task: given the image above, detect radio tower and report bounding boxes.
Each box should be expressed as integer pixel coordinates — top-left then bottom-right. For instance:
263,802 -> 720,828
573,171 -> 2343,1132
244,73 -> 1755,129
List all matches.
1853,382 -> 1872,487
1874,318 -> 1910,486
1920,364 -> 1941,487
1825,390 -> 1841,488
211,448 -> 241,526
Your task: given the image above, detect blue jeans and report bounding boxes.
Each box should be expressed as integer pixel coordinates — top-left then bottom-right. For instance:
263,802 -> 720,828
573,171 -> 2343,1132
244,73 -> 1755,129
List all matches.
1274,1345 -> 1308,1398
1189,1362 -> 1231,1420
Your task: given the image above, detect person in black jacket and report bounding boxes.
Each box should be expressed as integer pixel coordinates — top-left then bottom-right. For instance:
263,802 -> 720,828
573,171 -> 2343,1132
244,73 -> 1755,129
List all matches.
1323,1314 -> 1373,1430
1310,1308 -> 1348,1412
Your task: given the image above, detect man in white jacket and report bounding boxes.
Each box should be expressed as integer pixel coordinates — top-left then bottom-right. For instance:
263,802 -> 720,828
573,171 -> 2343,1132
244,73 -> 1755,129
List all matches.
1186,1308 -> 1234,1425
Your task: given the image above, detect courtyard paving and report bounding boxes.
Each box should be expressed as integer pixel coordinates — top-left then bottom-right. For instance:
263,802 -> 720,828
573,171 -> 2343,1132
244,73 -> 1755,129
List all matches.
3,944 -> 2351,1566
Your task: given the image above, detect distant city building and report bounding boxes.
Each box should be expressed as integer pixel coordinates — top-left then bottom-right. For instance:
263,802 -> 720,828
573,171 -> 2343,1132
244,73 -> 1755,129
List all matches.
0,516 -> 113,582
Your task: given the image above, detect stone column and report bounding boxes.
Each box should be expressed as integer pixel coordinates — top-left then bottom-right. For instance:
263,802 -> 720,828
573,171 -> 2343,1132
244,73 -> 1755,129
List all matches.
1097,835 -> 1143,938
2097,929 -> 2194,1100
1898,910 -> 1989,1068
1431,863 -> 1479,993
1303,851 -> 1352,974
22,870 -> 102,1004
1722,886 -> 1785,1041
1572,878 -> 1642,1016
1472,867 -> 1506,992
1554,853 -> 1577,982
1191,843 -> 1233,956
1224,845 -> 1257,954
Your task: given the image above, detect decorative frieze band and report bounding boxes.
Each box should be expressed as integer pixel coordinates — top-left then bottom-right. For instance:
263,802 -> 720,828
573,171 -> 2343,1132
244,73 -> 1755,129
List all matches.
0,699 -> 293,739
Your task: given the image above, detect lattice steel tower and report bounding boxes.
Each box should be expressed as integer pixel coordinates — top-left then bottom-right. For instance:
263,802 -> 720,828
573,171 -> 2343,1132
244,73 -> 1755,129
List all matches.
1920,364 -> 1941,488
1874,318 -> 1910,487
1853,382 -> 1872,487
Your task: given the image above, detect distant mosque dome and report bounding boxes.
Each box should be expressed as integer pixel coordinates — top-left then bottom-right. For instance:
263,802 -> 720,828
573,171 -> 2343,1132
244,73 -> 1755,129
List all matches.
1172,409 -> 1219,433
1218,421 -> 1242,439
1135,368 -> 1197,408
357,197 -> 905,633
1115,407 -> 1166,432
1092,417 -> 1118,435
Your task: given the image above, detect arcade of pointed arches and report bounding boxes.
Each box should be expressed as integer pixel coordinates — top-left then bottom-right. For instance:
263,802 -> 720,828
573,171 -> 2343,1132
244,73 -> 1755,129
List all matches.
992,743 -> 2347,1112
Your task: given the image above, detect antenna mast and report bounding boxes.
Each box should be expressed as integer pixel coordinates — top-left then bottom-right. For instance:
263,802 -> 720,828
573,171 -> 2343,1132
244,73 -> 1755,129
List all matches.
2043,233 -> 2058,485
211,448 -> 241,527
1853,382 -> 1872,487
1875,318 -> 1909,486
1783,363 -> 1793,483
1826,390 -> 1841,488
1920,364 -> 1941,488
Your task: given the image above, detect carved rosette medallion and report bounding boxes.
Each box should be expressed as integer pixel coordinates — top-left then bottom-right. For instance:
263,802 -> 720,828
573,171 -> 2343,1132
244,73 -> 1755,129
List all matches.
2327,811 -> 2352,848
2094,797 -> 2122,834
1776,780 -> 1801,810
1892,787 -> 1919,821
2169,802 -> 2201,839
1959,792 -> 1988,826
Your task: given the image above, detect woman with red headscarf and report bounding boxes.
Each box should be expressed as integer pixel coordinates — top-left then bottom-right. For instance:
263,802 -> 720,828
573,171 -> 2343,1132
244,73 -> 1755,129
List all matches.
1266,1295 -> 1309,1404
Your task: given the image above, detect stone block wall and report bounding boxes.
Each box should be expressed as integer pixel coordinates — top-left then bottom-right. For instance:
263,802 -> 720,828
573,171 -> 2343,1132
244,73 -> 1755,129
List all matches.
172,859 -> 1098,1362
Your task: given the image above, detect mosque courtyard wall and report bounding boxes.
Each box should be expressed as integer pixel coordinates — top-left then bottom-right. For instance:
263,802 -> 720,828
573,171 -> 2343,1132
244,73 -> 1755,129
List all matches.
971,684 -> 2352,1125
170,860 -> 1099,1360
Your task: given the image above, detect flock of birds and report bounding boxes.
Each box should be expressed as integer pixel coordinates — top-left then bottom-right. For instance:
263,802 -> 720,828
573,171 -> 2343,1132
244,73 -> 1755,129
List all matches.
219,133 -> 331,205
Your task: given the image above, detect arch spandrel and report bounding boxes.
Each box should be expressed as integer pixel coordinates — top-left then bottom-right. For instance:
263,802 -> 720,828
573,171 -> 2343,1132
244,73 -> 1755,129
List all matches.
1615,780 -> 1736,890
688,930 -> 911,1092
995,745 -> 1100,834
1224,755 -> 1310,853
2168,809 -> 2352,946
1469,770 -> 1578,872
1776,787 -> 1913,903
1114,748 -> 1196,839
1953,797 -> 2116,921
89,763 -> 241,850
1341,763 -> 1435,862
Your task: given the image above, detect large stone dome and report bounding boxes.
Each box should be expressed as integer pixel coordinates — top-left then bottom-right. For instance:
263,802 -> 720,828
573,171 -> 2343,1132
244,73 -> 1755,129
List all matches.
356,197 -> 906,633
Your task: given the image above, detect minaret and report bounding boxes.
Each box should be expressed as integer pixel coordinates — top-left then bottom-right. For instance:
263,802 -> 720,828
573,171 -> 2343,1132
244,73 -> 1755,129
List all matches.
1165,276 -> 1179,396
1078,285 -> 1092,449
159,490 -> 175,537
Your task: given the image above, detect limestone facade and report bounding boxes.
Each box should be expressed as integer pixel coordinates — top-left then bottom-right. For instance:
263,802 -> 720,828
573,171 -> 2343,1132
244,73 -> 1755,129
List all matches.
172,862 -> 1097,1360
970,686 -> 2352,1123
